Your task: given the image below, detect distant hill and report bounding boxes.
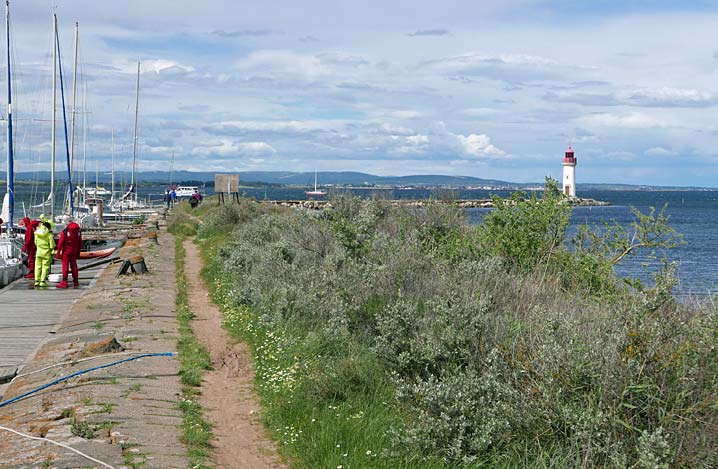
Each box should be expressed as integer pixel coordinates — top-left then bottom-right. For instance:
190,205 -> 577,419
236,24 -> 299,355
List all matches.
1,170 -> 514,187
0,170 -> 715,190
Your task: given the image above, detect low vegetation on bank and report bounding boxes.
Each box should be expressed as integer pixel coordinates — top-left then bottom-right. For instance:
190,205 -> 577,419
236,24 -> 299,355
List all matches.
189,181 -> 716,468
169,212 -> 214,468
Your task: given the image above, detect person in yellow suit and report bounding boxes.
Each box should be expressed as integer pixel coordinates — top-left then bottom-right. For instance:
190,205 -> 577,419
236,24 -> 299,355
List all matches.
33,215 -> 55,287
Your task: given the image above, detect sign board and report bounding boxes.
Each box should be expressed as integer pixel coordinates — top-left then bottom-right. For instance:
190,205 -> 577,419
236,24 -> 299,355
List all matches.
214,174 -> 240,193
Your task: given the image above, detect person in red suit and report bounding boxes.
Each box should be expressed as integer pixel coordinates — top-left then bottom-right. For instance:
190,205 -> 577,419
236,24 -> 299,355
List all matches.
55,220 -> 82,289
19,217 -> 38,279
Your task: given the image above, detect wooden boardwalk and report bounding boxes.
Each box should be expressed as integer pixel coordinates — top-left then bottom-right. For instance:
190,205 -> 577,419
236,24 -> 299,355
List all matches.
0,262 -> 106,391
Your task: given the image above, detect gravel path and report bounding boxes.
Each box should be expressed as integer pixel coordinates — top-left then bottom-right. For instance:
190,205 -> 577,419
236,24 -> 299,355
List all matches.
184,239 -> 285,469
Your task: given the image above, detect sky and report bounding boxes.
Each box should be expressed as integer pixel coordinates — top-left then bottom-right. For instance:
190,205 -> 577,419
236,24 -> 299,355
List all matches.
5,0 -> 718,186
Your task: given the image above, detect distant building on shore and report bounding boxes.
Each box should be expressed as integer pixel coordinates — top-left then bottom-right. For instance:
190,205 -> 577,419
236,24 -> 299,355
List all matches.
562,146 -> 577,197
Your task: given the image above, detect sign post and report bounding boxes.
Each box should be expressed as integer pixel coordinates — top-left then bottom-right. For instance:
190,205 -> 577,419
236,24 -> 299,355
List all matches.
214,174 -> 240,204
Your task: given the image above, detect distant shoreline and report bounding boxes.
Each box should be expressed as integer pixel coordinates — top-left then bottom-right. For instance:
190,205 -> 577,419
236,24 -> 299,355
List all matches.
269,197 -> 610,209
4,179 -> 717,193
2,170 -> 717,191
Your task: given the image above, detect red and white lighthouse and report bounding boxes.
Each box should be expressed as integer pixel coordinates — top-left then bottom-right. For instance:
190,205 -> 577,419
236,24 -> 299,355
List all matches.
562,146 -> 577,197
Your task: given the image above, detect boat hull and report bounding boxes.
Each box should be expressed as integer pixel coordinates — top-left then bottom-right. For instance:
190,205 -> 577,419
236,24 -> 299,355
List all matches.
78,247 -> 116,260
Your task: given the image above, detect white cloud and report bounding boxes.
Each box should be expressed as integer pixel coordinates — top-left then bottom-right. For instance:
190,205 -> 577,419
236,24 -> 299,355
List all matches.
238,142 -> 277,154
398,134 -> 430,154
578,112 -> 670,129
645,146 -> 676,157
234,50 -> 326,79
406,134 -> 429,145
428,53 -> 559,70
545,86 -> 717,108
455,133 -> 505,157
10,1 -> 718,184
387,110 -> 423,119
115,59 -> 195,75
625,87 -> 717,107
191,139 -> 275,157
381,123 -> 415,136
208,120 -> 338,135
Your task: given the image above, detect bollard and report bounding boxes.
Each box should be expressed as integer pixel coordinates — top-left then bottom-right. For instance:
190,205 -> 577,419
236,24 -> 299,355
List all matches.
129,256 -> 148,274
147,232 -> 159,245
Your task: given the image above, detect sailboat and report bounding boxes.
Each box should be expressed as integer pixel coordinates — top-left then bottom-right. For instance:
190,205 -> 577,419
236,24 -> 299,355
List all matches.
1,0 -> 25,288
31,10 -> 74,224
112,61 -> 147,212
305,170 -> 326,196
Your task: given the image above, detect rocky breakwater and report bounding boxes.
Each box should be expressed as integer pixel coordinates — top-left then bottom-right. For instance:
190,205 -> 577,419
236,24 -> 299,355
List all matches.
270,197 -> 609,210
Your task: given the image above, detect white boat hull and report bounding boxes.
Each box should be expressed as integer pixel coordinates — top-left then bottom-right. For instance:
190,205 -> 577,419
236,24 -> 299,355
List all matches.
0,237 -> 24,289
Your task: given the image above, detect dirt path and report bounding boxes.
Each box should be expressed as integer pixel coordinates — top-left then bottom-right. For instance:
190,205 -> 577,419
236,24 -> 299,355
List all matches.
184,240 -> 285,469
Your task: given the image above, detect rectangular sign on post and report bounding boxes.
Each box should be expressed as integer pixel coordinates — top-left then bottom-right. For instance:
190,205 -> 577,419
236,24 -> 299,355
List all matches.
214,174 -> 240,193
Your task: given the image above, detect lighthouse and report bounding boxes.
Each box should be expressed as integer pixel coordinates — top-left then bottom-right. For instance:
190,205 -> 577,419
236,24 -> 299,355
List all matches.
562,145 -> 577,197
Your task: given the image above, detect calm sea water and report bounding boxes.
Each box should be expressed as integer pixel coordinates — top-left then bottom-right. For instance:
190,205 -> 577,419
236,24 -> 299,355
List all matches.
9,184 -> 717,295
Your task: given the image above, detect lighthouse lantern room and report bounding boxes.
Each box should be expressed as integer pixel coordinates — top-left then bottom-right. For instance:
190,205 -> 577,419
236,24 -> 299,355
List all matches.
562,146 -> 577,197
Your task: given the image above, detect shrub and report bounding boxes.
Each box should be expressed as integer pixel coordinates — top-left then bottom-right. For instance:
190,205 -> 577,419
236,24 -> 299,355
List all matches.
477,178 -> 570,272
195,195 -> 716,468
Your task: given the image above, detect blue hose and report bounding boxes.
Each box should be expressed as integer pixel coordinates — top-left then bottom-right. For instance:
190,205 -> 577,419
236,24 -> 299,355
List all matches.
0,352 -> 175,409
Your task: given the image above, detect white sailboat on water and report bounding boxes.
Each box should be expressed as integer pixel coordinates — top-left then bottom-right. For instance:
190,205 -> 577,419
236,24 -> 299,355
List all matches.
1,0 -> 25,288
305,170 -> 326,196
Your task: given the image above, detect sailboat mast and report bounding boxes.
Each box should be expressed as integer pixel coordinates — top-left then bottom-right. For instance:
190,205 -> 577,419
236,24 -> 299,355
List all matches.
5,0 -> 13,228
56,19 -> 74,218
169,151 -> 174,187
50,13 -> 57,220
111,128 -> 115,202
82,80 -> 86,204
131,61 -> 139,202
69,22 -> 78,176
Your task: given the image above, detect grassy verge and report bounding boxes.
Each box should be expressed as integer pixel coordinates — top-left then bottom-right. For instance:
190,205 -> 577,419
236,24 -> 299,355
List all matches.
194,201 -> 431,468
189,196 -> 718,468
174,229 -> 214,468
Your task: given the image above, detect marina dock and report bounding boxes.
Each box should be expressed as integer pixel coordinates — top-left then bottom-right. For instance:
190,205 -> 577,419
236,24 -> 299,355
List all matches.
0,261 -> 106,393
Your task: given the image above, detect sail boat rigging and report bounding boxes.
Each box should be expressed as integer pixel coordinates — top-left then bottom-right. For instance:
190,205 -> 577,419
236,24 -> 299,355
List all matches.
2,0 -> 13,229
1,0 -> 24,289
55,13 -> 74,219
131,60 -> 140,204
114,61 -> 142,210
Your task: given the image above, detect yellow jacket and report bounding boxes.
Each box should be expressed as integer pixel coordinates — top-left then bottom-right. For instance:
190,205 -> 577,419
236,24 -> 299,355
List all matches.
34,222 -> 55,259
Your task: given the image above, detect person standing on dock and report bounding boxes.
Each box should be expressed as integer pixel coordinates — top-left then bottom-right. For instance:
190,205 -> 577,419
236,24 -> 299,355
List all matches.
19,217 -> 38,280
33,216 -> 55,288
55,220 -> 82,289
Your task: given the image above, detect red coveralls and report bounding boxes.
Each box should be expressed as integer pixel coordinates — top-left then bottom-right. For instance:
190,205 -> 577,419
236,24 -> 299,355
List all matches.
55,221 -> 82,288
21,217 -> 38,279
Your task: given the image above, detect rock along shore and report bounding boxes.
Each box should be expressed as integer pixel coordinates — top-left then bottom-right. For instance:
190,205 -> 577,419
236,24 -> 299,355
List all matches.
269,197 -> 610,210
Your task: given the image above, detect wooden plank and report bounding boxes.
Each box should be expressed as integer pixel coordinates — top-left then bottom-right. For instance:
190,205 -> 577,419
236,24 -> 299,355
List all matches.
0,264 -> 105,381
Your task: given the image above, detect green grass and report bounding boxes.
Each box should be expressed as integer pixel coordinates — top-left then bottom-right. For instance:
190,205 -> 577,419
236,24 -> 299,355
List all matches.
70,419 -> 96,439
121,442 -> 147,468
94,403 -> 116,414
175,233 -> 214,468
191,197 -> 718,468
194,204 -> 423,468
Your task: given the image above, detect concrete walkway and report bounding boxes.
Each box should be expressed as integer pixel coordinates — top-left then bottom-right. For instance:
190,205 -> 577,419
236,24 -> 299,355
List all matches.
0,262 -> 106,392
0,230 -> 186,468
